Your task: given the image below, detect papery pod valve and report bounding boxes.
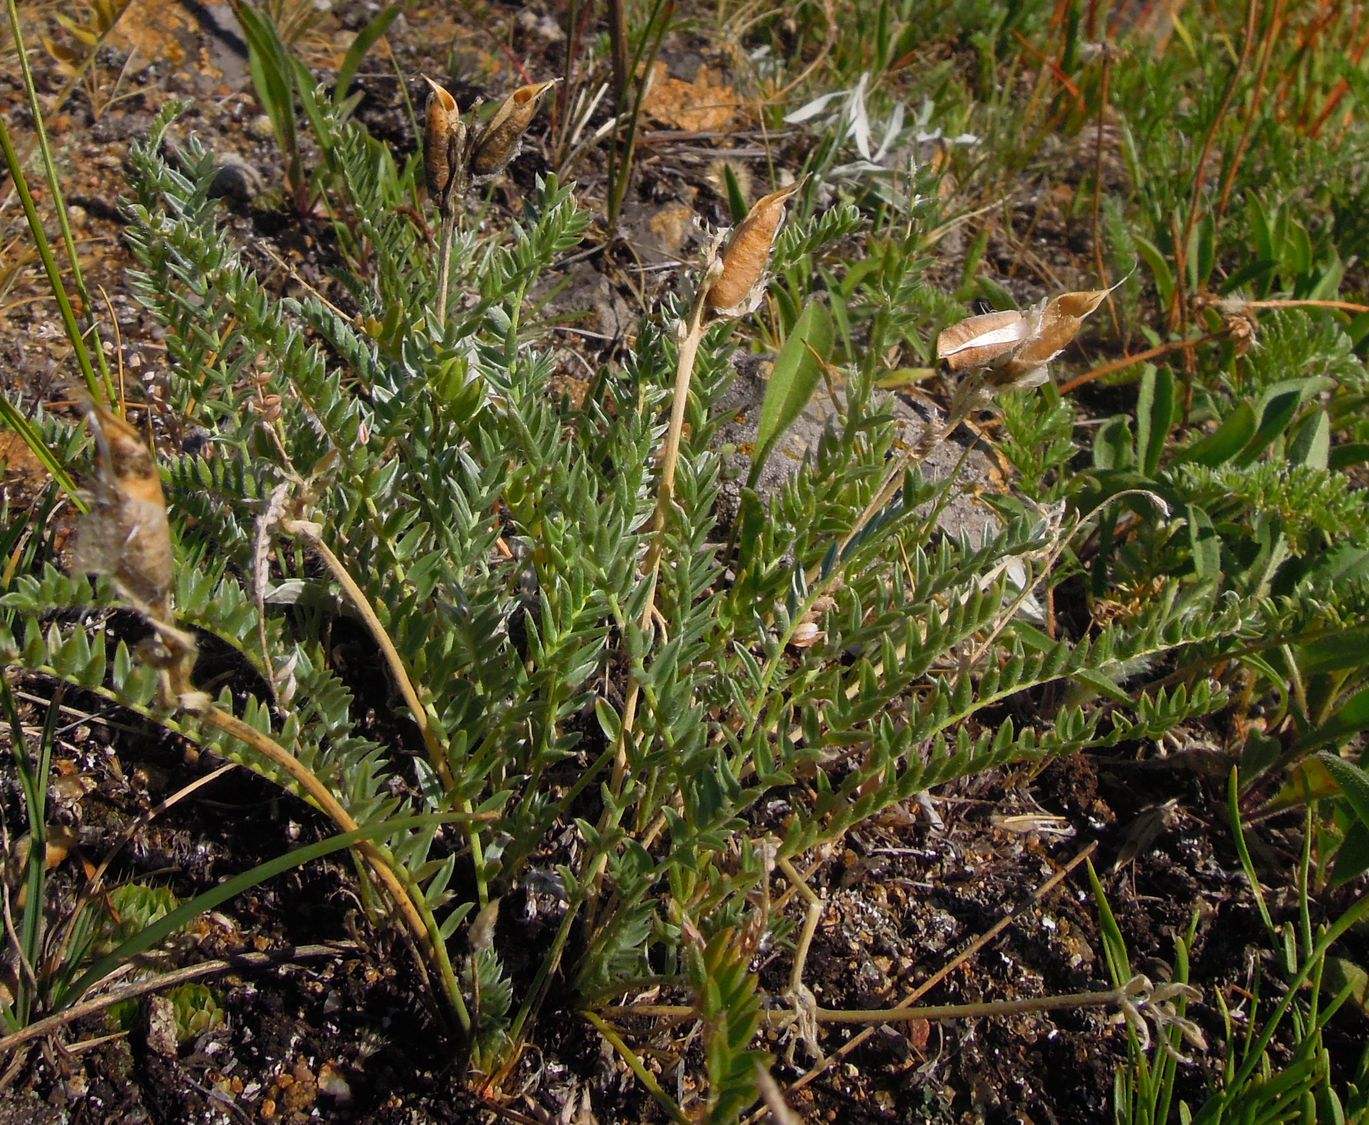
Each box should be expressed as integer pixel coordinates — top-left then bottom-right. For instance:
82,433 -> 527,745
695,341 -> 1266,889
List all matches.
74,400 -> 175,620
423,77 -> 466,211
470,80 -> 558,179
704,181 -> 802,317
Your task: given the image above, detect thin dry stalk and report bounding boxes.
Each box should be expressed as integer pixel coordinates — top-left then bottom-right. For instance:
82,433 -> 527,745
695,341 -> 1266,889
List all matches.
1057,330 -> 1225,395
0,943 -> 352,1054
194,704 -> 470,1028
738,841 -> 1098,1122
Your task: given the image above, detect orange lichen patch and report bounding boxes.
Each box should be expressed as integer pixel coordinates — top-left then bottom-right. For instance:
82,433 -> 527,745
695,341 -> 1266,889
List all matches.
642,62 -> 740,133
107,0 -> 191,65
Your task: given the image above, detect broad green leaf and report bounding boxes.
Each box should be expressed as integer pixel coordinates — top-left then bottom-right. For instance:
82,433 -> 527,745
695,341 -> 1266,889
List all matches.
1329,442 -> 1369,470
1133,233 -> 1175,310
722,162 -> 749,224
1321,955 -> 1369,1016
1331,822 -> 1369,890
1317,751 -> 1369,830
1297,627 -> 1369,676
747,300 -> 833,488
1236,378 -> 1332,466
1185,504 -> 1219,583
1092,416 -> 1135,472
1288,409 -> 1330,469
1136,364 -> 1175,477
1264,751 -> 1338,815
1175,401 -> 1255,466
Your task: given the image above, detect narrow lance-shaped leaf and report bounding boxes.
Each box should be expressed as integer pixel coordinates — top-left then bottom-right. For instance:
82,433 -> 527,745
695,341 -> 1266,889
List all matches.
748,299 -> 834,488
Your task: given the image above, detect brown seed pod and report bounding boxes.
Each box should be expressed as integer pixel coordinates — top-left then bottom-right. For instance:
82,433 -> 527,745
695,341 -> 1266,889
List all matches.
469,79 -> 557,178
73,402 -> 174,620
1000,287 -> 1112,384
704,182 -> 802,315
936,310 -> 1030,372
423,77 -> 465,207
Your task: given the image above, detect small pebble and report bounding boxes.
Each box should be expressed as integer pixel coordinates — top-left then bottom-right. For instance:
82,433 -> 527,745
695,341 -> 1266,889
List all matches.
248,114 -> 276,141
318,1062 -> 352,1103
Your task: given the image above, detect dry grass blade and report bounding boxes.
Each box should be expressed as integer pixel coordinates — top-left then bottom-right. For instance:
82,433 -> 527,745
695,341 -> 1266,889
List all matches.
0,943 -> 354,1055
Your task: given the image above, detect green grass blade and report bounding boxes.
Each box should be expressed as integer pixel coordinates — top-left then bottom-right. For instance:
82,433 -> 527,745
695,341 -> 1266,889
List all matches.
0,397 -> 84,508
58,813 -> 469,1011
336,4 -> 400,99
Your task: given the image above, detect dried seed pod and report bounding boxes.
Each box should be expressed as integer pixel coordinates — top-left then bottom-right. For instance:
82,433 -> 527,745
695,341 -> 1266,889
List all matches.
1004,287 -> 1111,372
1223,307 -> 1259,356
423,77 -> 465,208
938,282 -> 1118,389
704,181 -> 802,315
73,401 -> 174,620
936,310 -> 1031,371
469,79 -> 557,178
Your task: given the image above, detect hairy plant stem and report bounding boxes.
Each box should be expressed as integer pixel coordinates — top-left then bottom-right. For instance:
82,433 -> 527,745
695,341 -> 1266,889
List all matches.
435,208 -> 457,331
499,283 -> 714,1079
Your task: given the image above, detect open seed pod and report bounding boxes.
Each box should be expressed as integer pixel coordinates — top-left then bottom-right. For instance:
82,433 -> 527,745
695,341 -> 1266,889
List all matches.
469,79 -> 557,178
936,281 -> 1118,389
422,77 -> 466,209
935,310 -> 1032,372
73,401 -> 174,621
704,180 -> 802,317
999,286 -> 1113,385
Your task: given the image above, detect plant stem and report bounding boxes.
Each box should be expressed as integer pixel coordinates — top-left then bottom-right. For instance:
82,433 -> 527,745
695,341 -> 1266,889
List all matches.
584,1010 -> 691,1125
283,519 -> 454,791
501,287 -> 713,1075
0,943 -> 353,1055
197,704 -> 472,1033
1056,331 -> 1225,395
282,518 -> 492,907
435,209 -> 457,331
603,984 -> 1137,1025
609,292 -> 710,790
